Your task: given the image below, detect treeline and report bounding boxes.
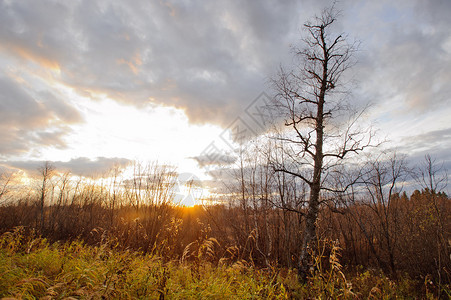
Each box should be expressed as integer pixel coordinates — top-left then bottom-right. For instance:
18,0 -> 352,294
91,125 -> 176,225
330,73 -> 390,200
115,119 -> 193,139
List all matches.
0,156 -> 449,287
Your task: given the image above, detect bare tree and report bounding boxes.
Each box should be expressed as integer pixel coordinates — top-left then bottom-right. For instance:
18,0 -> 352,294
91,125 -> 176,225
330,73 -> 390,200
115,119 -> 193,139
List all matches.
0,172 -> 13,205
415,154 -> 448,194
361,153 -> 407,275
38,161 -> 55,231
270,6 -> 374,280
414,155 -> 449,294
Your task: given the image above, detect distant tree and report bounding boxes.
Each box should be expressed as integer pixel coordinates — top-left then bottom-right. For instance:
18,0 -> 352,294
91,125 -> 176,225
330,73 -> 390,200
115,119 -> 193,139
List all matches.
415,154 -> 448,194
270,6 -> 375,280
0,172 -> 12,205
414,155 -> 449,292
38,161 -> 55,231
360,153 -> 407,275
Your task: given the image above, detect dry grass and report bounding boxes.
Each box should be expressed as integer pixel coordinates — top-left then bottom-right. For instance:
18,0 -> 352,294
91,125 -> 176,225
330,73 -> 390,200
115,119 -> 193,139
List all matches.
1,228 -> 448,299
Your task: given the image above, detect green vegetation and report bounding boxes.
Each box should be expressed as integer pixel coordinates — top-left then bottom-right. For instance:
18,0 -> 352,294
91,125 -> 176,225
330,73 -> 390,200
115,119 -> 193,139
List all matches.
0,227 -> 448,299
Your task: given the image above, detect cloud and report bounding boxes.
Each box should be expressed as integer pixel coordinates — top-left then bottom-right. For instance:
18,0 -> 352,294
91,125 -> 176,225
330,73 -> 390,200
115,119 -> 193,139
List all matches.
191,152 -> 236,168
0,76 -> 51,128
347,0 -> 451,113
1,0 -> 449,123
382,126 -> 451,192
3,0 -> 448,124
395,127 -> 451,166
0,0 -> 312,127
3,157 -> 132,177
0,75 -> 82,157
0,0 -> 450,175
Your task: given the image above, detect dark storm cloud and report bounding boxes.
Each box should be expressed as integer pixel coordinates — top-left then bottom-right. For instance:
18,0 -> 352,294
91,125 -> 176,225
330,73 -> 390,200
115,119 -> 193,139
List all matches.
3,157 -> 131,177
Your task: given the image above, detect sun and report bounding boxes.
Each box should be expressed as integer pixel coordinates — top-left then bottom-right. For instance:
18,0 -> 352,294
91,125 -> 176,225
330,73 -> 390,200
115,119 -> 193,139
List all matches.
175,172 -> 209,207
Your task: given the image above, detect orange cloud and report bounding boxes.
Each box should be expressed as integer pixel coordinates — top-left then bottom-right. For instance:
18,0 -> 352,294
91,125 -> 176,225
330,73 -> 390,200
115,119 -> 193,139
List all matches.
3,44 -> 61,72
116,52 -> 142,75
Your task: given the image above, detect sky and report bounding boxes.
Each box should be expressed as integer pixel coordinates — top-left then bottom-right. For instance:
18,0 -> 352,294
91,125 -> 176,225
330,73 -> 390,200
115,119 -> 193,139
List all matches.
0,0 -> 450,194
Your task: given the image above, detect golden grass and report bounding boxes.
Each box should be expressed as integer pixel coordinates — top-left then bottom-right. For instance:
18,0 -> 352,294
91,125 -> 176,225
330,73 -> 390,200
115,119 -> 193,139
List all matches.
0,228 -> 448,299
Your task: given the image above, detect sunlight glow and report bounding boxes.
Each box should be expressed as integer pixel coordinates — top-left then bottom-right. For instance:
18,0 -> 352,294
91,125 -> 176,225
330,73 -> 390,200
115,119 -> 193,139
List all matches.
36,90 -> 225,181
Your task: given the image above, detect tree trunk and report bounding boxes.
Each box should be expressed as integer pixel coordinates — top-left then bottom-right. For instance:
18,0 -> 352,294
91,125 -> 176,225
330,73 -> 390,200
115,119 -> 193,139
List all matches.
298,184 -> 320,279
298,69 -> 326,280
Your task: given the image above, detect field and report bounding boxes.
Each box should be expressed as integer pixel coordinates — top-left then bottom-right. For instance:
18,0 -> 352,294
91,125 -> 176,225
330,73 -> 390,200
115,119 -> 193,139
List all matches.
1,160 -> 450,299
0,227 -> 448,299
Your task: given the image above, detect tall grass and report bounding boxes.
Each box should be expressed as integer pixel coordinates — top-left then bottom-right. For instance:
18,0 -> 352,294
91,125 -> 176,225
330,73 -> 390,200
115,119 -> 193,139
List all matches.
0,227 -> 288,299
1,227 -> 448,299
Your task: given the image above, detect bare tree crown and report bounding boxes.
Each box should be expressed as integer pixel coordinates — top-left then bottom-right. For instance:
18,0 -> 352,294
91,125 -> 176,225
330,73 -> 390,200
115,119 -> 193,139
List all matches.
270,6 -> 376,281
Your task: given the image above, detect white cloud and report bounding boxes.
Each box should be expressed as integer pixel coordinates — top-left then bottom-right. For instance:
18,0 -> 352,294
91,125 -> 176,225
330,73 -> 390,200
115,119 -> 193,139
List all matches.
0,0 -> 449,176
